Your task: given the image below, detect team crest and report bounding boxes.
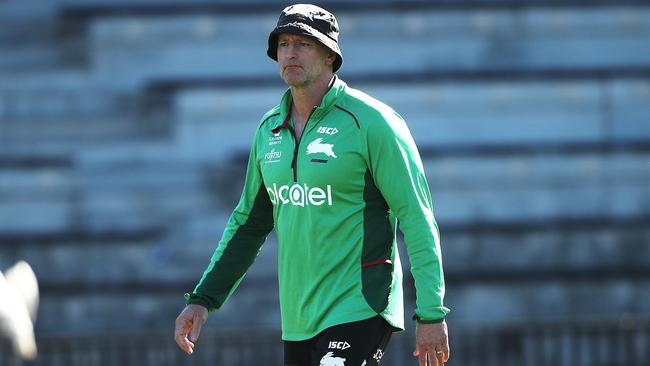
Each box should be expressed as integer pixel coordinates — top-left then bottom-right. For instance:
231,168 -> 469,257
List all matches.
320,351 -> 346,366
307,138 -> 337,158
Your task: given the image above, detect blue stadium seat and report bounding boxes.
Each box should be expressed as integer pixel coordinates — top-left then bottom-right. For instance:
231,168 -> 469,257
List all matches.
0,198 -> 71,233
424,153 -> 650,222
0,169 -> 72,233
365,81 -> 604,145
610,79 -> 650,141
83,7 -> 650,86
171,79 -> 609,154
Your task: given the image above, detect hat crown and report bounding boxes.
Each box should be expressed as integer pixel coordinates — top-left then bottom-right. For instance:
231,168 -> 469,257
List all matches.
279,4 -> 339,41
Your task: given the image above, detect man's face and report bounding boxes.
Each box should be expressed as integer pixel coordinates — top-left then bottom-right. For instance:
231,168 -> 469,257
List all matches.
277,33 -> 335,88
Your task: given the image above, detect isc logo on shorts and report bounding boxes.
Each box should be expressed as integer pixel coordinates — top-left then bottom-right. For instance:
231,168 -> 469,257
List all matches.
328,341 -> 350,350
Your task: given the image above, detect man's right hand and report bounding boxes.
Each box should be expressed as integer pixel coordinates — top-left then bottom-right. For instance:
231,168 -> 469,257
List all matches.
174,304 -> 208,355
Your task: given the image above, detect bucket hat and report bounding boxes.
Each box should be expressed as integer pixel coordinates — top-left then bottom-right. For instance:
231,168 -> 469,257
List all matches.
267,4 -> 343,72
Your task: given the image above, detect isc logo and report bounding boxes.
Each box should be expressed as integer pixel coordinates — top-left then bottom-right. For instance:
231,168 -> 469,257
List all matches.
328,341 -> 350,350
317,126 -> 339,135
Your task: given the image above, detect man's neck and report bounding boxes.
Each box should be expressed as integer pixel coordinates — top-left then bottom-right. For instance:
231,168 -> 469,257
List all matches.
290,73 -> 334,125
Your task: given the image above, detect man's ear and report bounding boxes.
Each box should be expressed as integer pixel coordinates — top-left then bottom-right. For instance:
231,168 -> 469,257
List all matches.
326,51 -> 336,66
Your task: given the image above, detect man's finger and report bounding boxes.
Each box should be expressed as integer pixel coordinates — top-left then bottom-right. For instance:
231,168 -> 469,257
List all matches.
174,321 -> 187,346
174,333 -> 189,353
180,338 -> 195,355
419,352 -> 427,366
189,315 -> 203,342
175,332 -> 194,355
174,316 -> 194,354
435,350 -> 444,366
442,343 -> 450,362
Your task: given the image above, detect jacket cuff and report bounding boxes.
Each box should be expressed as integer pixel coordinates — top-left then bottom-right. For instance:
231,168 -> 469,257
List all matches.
412,314 -> 446,324
184,292 -> 214,311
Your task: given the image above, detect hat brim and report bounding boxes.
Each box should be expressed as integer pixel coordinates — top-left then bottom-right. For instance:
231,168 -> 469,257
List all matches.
267,23 -> 343,72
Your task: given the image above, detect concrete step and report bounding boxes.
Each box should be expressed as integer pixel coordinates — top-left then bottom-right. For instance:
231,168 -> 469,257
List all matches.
31,277 -> 650,334
170,79 -> 650,161
0,162 -> 215,233
425,152 -> 650,222
1,150 -> 647,232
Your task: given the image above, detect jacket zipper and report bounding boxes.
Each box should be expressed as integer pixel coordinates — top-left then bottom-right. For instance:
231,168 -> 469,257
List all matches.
289,106 -> 318,182
289,125 -> 299,182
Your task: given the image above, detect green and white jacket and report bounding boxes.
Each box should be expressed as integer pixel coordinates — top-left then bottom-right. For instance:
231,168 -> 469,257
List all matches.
186,76 -> 449,341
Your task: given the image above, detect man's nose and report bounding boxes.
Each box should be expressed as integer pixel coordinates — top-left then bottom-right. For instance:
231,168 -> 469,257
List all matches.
283,43 -> 297,58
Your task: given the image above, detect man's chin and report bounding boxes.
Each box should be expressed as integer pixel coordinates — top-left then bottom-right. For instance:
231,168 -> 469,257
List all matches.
282,76 -> 307,88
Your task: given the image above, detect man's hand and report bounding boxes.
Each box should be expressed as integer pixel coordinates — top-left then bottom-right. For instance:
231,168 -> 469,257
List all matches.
413,320 -> 450,366
174,304 -> 208,355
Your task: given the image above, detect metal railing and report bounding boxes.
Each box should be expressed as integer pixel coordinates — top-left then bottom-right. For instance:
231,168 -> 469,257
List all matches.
2,317 -> 648,366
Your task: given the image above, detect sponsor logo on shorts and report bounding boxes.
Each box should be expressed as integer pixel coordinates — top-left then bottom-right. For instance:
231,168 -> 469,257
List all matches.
328,341 -> 351,350
373,349 -> 384,362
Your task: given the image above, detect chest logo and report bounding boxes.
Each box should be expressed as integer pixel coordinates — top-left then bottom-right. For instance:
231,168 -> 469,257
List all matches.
264,149 -> 282,164
317,126 -> 339,135
307,138 -> 337,158
269,131 -> 282,146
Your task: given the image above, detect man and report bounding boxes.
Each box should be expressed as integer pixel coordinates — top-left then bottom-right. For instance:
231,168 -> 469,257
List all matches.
174,4 -> 450,366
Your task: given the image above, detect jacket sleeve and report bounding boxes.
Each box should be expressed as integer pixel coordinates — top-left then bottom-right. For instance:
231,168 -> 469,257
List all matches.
185,128 -> 274,311
365,109 -> 450,322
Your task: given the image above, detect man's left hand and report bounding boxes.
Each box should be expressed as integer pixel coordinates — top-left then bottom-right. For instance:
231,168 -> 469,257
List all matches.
412,320 -> 450,366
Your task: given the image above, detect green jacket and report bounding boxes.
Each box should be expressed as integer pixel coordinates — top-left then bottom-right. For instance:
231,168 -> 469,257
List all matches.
186,76 -> 449,340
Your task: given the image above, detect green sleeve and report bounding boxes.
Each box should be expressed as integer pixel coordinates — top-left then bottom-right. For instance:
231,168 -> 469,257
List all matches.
365,110 -> 450,322
185,129 -> 274,311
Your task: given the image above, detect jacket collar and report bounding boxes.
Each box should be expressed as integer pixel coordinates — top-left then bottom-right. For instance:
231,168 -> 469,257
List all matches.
270,75 -> 346,132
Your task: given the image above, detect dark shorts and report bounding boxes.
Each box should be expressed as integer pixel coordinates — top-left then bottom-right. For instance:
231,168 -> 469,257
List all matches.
284,315 -> 393,366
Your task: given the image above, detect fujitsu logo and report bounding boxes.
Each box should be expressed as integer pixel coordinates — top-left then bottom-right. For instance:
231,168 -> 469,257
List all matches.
264,149 -> 281,160
266,183 -> 333,207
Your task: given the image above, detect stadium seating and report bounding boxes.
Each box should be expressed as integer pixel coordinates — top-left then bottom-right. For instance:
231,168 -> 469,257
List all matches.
171,79 -> 649,159
50,7 -> 650,87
